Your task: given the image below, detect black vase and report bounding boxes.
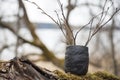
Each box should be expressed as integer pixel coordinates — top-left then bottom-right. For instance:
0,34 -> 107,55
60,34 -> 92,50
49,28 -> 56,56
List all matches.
64,45 -> 89,75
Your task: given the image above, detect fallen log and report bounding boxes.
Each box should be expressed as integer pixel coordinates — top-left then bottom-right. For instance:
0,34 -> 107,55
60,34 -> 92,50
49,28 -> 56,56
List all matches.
0,57 -> 58,80
0,57 -> 120,80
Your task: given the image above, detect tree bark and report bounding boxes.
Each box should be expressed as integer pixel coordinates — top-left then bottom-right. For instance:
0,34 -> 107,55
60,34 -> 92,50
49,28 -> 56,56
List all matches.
0,57 -> 58,80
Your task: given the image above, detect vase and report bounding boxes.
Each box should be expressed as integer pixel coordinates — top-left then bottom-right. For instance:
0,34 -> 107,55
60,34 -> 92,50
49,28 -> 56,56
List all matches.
64,45 -> 89,75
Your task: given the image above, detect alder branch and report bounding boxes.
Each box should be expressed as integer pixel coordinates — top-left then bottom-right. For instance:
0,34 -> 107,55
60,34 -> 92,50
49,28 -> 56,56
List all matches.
74,12 -> 104,42
85,8 -> 120,46
26,0 -> 67,39
26,0 -> 119,46
54,11 -> 66,38
26,0 -> 75,45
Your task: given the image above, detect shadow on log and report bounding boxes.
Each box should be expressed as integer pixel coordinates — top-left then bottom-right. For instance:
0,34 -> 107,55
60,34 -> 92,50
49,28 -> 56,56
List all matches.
0,57 -> 58,80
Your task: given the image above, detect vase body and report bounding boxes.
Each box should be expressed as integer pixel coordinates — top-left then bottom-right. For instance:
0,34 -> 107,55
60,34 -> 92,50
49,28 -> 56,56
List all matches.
65,45 -> 89,75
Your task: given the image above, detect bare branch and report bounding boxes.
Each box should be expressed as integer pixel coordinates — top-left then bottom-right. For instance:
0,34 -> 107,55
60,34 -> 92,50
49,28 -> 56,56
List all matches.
54,11 -> 66,38
85,18 -> 94,46
57,0 -> 75,45
27,0 -> 75,45
98,0 -> 108,24
26,0 -> 67,40
85,8 -> 120,46
26,0 -> 119,47
74,12 -> 104,43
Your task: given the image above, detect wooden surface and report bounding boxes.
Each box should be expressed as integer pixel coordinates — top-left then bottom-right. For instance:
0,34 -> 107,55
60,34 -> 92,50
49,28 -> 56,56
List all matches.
0,57 -> 58,80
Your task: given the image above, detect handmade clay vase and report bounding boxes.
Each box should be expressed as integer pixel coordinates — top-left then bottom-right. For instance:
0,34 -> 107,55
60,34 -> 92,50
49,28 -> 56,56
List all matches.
65,45 -> 89,75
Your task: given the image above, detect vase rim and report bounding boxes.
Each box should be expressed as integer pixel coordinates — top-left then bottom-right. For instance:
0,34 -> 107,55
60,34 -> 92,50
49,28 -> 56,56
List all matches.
66,45 -> 88,48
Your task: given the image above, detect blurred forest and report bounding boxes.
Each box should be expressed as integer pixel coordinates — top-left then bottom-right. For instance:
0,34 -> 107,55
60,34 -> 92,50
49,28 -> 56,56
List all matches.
0,0 -> 120,76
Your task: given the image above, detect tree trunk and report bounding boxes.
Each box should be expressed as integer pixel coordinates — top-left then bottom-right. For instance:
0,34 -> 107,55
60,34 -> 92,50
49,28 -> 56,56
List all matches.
109,19 -> 118,75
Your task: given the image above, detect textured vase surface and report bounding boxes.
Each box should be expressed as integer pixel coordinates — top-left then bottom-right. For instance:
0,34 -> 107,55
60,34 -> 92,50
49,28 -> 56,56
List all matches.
65,45 -> 89,75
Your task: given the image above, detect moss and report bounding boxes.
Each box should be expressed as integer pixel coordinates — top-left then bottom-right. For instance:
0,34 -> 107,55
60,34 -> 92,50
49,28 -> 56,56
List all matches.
53,70 -> 82,80
93,71 -> 120,80
53,70 -> 120,80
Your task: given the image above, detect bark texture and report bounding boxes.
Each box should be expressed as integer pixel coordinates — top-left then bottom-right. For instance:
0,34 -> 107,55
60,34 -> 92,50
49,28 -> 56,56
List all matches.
0,57 -> 58,80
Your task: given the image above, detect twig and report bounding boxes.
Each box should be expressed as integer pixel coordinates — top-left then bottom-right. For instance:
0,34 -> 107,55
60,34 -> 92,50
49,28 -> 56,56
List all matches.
74,12 -> 104,43
98,0 -> 113,25
57,0 -> 75,45
26,0 -> 119,46
55,11 -> 66,38
85,18 -> 94,46
26,0 -> 68,41
98,0 -> 108,25
85,8 -> 120,46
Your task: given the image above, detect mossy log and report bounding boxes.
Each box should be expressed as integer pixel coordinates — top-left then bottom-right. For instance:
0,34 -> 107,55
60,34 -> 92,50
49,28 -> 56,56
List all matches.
0,57 -> 119,80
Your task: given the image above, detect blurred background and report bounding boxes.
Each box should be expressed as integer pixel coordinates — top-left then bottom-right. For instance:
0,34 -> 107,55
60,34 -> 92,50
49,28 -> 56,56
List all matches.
0,0 -> 120,76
